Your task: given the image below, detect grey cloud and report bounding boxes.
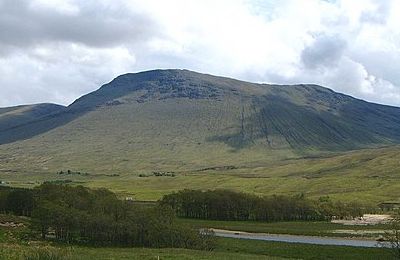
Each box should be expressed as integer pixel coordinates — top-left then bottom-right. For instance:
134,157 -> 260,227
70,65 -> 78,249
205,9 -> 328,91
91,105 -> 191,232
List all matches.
301,34 -> 347,69
0,0 -> 159,53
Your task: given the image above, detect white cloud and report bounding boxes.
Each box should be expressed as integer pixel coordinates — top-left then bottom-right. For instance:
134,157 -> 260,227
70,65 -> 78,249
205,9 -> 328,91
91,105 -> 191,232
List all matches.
0,44 -> 136,106
1,0 -> 400,107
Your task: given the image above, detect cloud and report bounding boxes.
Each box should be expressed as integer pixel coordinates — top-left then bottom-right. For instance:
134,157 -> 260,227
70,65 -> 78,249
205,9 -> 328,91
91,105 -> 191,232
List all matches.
301,34 -> 347,69
360,0 -> 391,24
0,0 -> 400,107
0,0 -> 158,106
0,44 -> 136,106
0,0 -> 158,51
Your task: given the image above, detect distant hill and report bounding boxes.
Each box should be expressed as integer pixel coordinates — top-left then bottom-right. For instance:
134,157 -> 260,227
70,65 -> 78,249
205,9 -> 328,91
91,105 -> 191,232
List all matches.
0,103 -> 66,145
1,69 -> 400,202
0,103 -> 65,132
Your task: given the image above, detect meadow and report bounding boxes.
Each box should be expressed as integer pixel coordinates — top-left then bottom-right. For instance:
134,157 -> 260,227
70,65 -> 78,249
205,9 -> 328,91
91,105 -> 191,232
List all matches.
1,145 -> 400,205
0,230 -> 393,260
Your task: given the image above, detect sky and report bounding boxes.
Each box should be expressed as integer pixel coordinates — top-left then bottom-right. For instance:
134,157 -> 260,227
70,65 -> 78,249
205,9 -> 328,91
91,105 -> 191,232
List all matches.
1,0 -> 400,107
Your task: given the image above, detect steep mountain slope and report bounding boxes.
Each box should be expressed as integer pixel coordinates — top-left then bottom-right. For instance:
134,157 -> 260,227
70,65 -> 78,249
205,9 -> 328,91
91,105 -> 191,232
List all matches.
0,69 -> 400,175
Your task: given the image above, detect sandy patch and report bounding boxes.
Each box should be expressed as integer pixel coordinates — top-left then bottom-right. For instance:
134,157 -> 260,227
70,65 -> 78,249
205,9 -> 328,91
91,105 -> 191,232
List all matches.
332,214 -> 392,225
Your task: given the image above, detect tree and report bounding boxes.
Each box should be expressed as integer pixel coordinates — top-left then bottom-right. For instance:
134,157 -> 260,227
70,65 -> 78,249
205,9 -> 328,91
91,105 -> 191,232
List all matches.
5,189 -> 34,216
381,217 -> 400,259
28,184 -> 213,250
31,200 -> 55,239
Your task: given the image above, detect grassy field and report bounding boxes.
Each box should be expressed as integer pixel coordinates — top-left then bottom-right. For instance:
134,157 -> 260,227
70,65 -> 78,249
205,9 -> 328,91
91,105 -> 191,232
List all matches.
0,212 -> 394,260
216,237 -> 392,260
178,219 -> 388,238
1,145 -> 400,204
0,233 -> 393,260
0,244 -> 283,260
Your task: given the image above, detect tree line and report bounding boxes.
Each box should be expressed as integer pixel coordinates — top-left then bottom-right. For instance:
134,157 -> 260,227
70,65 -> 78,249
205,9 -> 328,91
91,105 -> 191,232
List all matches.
0,186 -> 34,216
0,184 -> 215,249
160,189 -> 371,221
0,185 -> 374,248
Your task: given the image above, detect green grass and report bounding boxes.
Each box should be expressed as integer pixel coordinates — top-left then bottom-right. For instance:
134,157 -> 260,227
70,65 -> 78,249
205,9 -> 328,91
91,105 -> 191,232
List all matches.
2,145 -> 400,203
0,228 -> 6,243
215,237 -> 393,260
0,243 -> 282,260
0,237 -> 392,260
68,245 -> 283,260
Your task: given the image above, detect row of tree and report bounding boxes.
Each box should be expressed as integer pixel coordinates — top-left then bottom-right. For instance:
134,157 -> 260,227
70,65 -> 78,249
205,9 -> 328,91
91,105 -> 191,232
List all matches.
0,184 -> 215,249
160,189 -> 370,221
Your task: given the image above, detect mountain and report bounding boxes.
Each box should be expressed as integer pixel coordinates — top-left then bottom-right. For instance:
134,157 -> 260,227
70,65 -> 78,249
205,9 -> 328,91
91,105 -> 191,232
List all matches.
0,70 -> 400,168
2,69 -> 400,149
1,69 -> 400,202
0,103 -> 67,145
0,103 -> 65,133
69,69 -> 400,150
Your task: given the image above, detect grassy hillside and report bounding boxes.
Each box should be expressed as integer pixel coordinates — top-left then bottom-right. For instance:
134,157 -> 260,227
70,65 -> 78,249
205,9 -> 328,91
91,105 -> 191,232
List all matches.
0,103 -> 65,132
1,144 -> 400,203
0,103 -> 66,144
2,69 -> 400,150
1,70 -> 400,203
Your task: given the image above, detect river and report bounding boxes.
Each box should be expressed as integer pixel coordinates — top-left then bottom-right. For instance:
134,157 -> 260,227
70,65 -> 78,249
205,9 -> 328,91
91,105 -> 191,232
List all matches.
211,229 -> 388,248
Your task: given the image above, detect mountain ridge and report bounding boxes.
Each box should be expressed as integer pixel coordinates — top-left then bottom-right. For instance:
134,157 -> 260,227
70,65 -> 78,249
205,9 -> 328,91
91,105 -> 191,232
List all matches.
0,103 -> 65,132
1,69 -> 400,153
